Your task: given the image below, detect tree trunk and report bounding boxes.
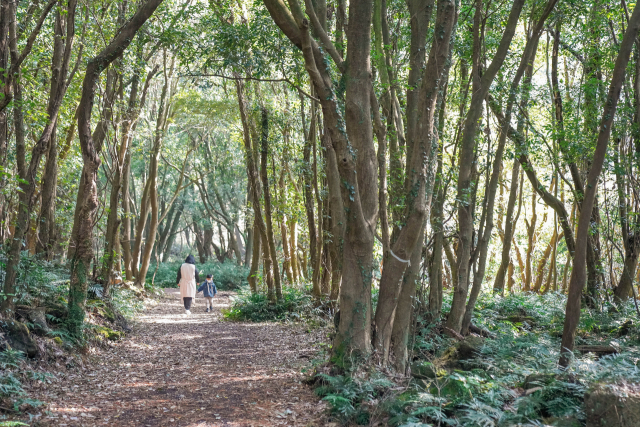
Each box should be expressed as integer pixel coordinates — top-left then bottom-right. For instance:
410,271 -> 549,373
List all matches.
193,222 -> 206,263
303,100 -> 319,295
459,9 -> 555,331
390,220 -> 426,373
560,1 -> 640,367
121,150 -> 133,280
446,0 -> 527,333
247,221 -> 261,293
67,0 -> 163,336
236,79 -> 273,301
289,220 -> 299,283
264,0 -> 379,356
493,160 -> 520,294
427,81 -> 449,321
105,63 -> 153,288
373,0 -> 458,362
259,107 -> 283,301
162,200 -> 183,262
533,230 -> 563,293
135,62 -> 173,288
3,0 -> 77,314
68,66 -> 118,259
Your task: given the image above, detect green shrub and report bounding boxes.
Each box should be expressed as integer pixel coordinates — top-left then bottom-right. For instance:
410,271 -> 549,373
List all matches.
319,291 -> 640,426
315,372 -> 395,425
222,286 -> 314,322
0,250 -> 69,307
0,349 -> 47,412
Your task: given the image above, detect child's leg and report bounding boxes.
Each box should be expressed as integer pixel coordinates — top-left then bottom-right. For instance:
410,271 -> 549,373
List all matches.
206,297 -> 213,308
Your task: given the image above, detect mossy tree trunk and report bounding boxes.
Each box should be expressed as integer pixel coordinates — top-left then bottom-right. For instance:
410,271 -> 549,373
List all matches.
67,0 -> 164,336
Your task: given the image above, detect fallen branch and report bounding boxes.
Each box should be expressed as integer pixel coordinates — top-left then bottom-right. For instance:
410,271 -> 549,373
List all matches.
443,327 -> 464,341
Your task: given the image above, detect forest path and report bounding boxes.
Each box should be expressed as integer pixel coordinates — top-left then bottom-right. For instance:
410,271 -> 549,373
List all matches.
24,289 -> 329,427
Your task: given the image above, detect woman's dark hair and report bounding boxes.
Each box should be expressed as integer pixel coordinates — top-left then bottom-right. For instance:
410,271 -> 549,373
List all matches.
185,254 -> 196,264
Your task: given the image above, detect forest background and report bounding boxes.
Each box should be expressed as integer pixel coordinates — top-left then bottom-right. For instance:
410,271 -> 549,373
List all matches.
2,0 -> 640,425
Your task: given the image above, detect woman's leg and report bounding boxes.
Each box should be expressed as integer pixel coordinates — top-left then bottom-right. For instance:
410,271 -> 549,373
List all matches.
183,297 -> 193,310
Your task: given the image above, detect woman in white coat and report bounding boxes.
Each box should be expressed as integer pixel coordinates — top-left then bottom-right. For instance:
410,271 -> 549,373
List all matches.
176,254 -> 200,314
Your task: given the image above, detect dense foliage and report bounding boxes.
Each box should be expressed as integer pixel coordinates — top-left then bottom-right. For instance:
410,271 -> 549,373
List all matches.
1,0 -> 640,424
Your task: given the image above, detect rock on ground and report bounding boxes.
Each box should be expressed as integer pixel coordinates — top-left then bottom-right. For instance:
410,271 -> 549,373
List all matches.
3,319 -> 39,358
585,382 -> 640,427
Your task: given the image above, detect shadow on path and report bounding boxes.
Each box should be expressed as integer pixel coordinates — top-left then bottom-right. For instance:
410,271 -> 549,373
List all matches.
21,289 -> 328,426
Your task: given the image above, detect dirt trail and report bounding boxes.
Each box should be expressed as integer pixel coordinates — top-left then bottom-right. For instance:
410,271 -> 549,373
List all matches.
22,290 -> 329,426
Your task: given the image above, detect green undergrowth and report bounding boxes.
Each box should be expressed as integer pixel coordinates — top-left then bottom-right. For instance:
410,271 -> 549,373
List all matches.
0,251 -> 163,413
316,292 -> 640,426
0,349 -> 50,416
149,260 -> 249,290
222,285 -> 329,322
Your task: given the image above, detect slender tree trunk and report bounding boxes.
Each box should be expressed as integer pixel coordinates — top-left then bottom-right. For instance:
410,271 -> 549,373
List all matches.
373,0 -> 458,362
236,79 -> 273,301
67,0 -> 163,335
3,0 -> 77,314
533,230 -> 563,293
162,200 -> 183,262
193,222 -> 206,263
105,62 -> 153,288
560,2 -> 640,367
247,221 -> 261,293
303,100 -> 319,295
493,160 -> 520,294
135,62 -> 173,288
390,221 -> 426,373
427,83 -> 448,321
459,10 -> 554,331
121,150 -> 133,280
446,0 -> 527,333
289,220 -> 298,283
259,108 -> 283,300
0,1 -> 9,230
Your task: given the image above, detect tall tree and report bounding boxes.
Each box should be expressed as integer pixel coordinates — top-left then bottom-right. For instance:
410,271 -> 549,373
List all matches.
560,0 -> 640,367
67,0 -> 164,336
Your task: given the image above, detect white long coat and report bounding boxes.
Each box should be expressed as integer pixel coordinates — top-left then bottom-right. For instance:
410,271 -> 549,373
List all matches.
179,263 -> 197,298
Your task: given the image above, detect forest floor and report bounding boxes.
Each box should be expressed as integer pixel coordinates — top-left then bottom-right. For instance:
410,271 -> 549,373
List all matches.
17,289 -> 331,426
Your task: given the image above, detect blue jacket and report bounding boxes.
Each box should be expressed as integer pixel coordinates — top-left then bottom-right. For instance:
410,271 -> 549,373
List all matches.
197,280 -> 217,298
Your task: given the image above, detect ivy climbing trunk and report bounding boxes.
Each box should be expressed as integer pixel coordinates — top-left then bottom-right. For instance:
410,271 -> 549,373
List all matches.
560,0 -> 640,367
446,0 -> 526,333
2,0 -> 77,314
67,0 -> 164,336
373,0 -> 458,362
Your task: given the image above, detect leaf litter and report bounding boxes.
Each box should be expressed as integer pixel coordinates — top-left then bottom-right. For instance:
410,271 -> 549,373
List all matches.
13,290 -> 330,426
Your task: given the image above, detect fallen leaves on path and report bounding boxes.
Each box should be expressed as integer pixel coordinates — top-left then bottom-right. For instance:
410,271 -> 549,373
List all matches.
15,290 -> 331,426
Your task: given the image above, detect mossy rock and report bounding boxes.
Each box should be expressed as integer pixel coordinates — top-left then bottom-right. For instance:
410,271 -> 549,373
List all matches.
440,336 -> 486,369
617,320 -> 633,337
45,302 -> 68,320
585,382 -> 640,427
411,361 -> 448,379
53,337 -> 63,345
3,320 -> 39,358
95,326 -> 124,341
93,305 -> 116,322
498,314 -> 536,324
429,375 -> 469,401
102,306 -> 116,322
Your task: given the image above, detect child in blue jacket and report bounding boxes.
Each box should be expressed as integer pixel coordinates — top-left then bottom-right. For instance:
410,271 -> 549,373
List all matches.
197,274 -> 218,313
